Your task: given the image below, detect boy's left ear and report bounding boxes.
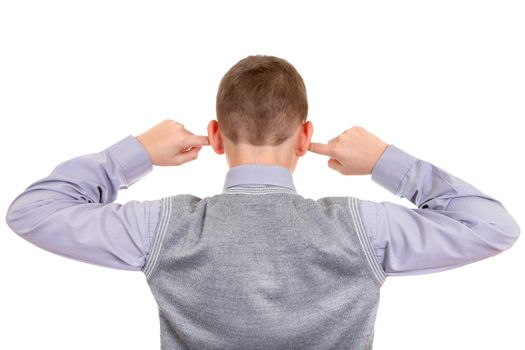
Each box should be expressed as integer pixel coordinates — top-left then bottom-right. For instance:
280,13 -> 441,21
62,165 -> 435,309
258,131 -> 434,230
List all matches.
207,120 -> 225,155
296,121 -> 313,157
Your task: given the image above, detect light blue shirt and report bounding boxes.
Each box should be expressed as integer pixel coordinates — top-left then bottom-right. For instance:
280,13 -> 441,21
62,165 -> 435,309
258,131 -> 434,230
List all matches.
5,135 -> 520,275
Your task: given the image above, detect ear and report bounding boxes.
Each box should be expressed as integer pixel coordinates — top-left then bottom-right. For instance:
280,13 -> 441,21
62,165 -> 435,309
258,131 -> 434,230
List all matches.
296,121 -> 313,157
207,120 -> 225,155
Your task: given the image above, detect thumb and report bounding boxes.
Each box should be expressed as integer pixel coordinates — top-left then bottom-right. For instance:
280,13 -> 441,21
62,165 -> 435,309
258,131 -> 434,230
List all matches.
173,147 -> 201,165
327,158 -> 344,172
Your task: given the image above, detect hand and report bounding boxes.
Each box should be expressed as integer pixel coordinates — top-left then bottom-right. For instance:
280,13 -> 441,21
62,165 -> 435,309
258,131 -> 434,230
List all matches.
308,126 -> 389,176
136,119 -> 210,166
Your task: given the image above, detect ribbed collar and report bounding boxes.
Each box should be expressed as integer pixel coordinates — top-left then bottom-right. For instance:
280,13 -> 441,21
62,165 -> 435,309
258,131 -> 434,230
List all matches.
222,164 -> 297,193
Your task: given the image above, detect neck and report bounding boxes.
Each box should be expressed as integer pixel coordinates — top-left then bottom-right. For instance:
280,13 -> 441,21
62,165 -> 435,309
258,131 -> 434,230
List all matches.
224,145 -> 297,173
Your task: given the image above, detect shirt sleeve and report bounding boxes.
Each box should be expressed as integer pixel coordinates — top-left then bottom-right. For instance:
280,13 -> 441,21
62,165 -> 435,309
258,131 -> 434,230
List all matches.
5,134 -> 161,271
358,144 -> 521,276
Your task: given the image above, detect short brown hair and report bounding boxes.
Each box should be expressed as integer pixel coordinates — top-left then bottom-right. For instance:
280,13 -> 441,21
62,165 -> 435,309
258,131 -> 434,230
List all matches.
216,55 -> 308,146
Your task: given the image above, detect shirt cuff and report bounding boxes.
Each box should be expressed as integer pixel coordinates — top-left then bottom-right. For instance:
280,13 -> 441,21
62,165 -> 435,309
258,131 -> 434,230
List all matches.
371,144 -> 419,196
106,134 -> 153,186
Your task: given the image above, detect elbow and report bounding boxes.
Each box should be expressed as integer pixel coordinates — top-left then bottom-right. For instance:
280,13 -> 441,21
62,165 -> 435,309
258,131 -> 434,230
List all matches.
5,191 -> 49,236
507,218 -> 520,248
5,201 -> 22,235
496,214 -> 521,250
5,198 -> 31,236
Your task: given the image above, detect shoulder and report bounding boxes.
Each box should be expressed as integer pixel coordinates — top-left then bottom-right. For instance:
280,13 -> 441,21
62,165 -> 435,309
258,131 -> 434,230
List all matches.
313,195 -> 356,214
285,194 -> 357,216
315,195 -> 351,206
160,194 -> 207,214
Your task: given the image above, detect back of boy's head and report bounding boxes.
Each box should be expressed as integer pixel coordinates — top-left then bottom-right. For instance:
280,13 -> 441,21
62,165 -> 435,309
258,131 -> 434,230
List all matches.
216,55 -> 308,147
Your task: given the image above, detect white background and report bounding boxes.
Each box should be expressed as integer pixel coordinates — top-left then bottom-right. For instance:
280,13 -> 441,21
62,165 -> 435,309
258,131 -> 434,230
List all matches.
1,1 -> 524,349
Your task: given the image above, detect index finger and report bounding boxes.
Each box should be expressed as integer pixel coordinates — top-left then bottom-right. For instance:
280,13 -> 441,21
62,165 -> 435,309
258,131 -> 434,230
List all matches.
308,142 -> 333,156
184,135 -> 210,147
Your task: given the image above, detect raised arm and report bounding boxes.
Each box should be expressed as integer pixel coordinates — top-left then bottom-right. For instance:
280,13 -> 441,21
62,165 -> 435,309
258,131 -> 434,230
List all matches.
309,126 -> 520,276
5,134 -> 160,270
360,144 -> 520,275
5,119 -> 210,271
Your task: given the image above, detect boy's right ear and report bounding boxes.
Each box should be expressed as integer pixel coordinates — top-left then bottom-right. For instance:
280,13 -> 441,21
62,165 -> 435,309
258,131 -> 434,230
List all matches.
207,120 -> 225,155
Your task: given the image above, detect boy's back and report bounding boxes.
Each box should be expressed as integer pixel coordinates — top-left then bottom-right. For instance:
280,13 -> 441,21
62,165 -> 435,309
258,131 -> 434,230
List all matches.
144,189 -> 382,349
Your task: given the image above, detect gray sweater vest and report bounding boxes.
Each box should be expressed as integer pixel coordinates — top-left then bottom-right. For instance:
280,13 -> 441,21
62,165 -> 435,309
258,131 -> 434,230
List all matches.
142,187 -> 387,349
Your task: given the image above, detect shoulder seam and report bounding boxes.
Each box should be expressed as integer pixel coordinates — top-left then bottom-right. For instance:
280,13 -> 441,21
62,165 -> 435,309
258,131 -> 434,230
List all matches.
348,196 -> 387,286
143,196 -> 172,279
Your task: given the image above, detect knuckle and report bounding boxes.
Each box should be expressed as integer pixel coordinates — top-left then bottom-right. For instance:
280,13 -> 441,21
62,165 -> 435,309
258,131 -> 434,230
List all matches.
165,119 -> 184,129
352,125 -> 364,133
332,145 -> 343,156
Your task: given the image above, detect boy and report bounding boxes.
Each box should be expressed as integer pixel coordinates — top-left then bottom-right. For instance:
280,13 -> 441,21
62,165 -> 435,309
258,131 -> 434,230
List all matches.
6,55 -> 520,349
